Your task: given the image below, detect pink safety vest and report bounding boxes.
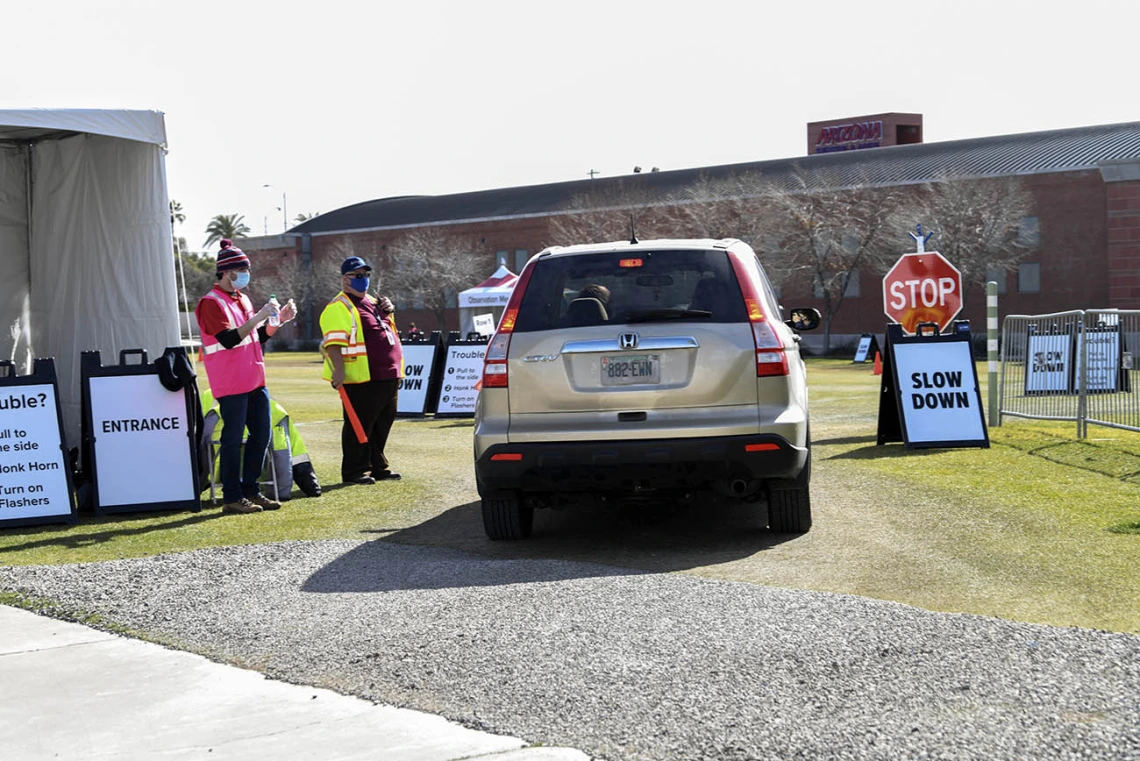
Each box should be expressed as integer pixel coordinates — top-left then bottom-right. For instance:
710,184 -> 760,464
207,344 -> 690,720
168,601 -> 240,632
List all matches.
197,288 -> 266,398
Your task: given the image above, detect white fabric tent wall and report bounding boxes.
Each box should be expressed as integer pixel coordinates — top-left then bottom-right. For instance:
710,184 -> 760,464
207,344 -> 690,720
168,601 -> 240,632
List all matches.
458,265 -> 518,337
0,109 -> 179,447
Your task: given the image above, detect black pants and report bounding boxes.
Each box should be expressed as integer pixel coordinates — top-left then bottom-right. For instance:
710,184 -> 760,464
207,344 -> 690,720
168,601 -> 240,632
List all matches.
341,378 -> 399,481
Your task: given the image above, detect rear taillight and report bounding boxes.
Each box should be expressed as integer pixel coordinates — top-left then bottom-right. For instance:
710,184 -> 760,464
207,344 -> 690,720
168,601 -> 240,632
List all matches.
482,332 -> 511,388
730,254 -> 789,377
480,263 -> 535,390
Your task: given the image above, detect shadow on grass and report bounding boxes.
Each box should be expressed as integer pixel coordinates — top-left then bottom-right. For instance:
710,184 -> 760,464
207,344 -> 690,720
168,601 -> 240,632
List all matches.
825,443 -> 962,460
303,497 -> 801,593
0,509 -> 224,556
814,435 -> 878,447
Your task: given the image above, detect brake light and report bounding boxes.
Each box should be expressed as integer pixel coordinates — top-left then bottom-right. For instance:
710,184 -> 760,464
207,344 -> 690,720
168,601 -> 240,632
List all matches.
745,443 -> 780,452
480,261 -> 535,389
491,453 -> 523,461
619,258 -> 643,268
482,333 -> 511,388
728,252 -> 788,377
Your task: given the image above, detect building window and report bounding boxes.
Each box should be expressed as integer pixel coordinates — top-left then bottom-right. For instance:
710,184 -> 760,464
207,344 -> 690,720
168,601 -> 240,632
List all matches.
985,267 -> 1007,295
513,249 -> 528,272
1018,262 -> 1040,293
1017,216 -> 1040,248
496,250 -> 508,268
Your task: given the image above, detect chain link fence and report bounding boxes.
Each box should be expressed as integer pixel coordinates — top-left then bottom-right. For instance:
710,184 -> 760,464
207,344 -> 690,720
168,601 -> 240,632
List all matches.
999,310 -> 1139,437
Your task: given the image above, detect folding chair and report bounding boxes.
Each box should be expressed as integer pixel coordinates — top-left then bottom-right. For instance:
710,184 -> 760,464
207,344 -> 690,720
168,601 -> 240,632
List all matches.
201,407 -> 280,506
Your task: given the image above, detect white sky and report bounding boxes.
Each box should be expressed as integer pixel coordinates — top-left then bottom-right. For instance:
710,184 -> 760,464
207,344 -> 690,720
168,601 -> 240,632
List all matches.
3,0 -> 1137,253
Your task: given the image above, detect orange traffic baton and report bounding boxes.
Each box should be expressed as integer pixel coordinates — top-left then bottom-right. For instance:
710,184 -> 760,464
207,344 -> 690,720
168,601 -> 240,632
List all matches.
338,386 -> 368,444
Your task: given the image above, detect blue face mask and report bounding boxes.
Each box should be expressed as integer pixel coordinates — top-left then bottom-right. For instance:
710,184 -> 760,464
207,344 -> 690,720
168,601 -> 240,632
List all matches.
232,271 -> 250,290
350,276 -> 370,292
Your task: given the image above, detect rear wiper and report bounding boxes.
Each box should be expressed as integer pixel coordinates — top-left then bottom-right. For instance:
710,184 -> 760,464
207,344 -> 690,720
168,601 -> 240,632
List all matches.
624,308 -> 713,323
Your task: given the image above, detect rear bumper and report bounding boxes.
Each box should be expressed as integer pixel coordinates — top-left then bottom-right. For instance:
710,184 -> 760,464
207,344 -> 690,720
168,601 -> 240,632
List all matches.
475,434 -> 807,495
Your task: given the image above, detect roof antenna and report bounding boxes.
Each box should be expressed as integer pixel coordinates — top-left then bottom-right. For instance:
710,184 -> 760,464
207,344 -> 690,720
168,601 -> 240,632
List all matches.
629,213 -> 638,245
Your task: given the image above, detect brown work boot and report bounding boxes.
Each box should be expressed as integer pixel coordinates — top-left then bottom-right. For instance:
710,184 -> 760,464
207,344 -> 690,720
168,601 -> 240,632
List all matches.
222,498 -> 262,515
247,493 -> 282,511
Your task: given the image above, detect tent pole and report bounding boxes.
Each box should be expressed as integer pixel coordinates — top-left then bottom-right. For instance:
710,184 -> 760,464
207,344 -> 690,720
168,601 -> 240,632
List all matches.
175,241 -> 193,342
23,144 -> 33,373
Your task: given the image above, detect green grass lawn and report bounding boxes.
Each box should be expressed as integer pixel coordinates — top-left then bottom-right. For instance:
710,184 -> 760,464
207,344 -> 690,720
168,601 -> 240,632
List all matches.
1,353 -> 1138,633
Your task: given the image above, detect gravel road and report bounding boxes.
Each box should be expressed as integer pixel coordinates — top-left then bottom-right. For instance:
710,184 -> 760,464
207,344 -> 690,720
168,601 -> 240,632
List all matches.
3,539 -> 1138,761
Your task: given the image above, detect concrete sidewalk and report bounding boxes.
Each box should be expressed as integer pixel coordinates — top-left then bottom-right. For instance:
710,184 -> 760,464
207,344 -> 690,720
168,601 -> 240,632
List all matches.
0,604 -> 589,761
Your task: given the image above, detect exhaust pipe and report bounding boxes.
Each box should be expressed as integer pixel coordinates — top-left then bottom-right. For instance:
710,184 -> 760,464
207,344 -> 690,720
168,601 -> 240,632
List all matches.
729,479 -> 748,495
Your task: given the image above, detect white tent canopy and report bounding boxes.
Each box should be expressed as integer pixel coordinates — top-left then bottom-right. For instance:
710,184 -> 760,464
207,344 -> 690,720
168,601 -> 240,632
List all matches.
458,265 -> 518,338
0,109 -> 179,446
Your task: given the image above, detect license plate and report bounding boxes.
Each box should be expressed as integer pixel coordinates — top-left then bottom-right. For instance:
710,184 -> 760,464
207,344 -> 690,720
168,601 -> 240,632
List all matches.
600,354 -> 660,385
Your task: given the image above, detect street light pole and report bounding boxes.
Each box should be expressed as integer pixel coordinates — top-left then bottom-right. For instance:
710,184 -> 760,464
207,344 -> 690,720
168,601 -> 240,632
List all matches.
263,184 -> 288,233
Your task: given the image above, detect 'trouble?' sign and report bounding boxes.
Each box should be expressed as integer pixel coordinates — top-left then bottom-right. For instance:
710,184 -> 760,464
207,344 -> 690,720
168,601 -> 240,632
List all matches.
435,344 -> 487,416
0,385 -> 73,523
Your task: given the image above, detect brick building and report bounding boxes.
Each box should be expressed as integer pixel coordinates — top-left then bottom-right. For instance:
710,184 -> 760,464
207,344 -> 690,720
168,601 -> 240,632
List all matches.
239,119 -> 1140,351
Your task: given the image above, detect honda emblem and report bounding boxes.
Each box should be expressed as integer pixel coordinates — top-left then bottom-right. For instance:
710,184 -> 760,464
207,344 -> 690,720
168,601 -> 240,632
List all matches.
619,332 -> 639,350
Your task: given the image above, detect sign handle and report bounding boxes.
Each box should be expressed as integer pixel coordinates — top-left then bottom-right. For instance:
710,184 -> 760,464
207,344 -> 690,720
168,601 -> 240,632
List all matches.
338,386 -> 369,444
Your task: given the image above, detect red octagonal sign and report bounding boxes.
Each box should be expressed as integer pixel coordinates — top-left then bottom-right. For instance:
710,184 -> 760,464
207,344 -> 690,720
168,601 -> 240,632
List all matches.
882,251 -> 963,334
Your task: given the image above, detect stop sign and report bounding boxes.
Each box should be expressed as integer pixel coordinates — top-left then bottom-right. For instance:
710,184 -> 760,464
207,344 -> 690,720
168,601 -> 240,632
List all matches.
882,251 -> 963,334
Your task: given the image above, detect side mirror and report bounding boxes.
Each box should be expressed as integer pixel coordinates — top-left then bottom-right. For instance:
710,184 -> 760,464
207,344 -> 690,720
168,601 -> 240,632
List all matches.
785,307 -> 822,332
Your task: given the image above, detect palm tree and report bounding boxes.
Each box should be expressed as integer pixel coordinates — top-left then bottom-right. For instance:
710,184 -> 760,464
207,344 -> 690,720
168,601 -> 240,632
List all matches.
170,199 -> 186,227
204,214 -> 251,248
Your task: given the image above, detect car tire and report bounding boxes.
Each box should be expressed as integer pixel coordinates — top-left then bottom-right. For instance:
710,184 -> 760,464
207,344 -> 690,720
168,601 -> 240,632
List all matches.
767,483 -> 812,533
767,440 -> 812,534
481,491 -> 533,540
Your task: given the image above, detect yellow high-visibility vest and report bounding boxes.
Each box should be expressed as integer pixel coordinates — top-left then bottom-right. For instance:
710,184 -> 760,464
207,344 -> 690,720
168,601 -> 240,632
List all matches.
320,292 -> 372,384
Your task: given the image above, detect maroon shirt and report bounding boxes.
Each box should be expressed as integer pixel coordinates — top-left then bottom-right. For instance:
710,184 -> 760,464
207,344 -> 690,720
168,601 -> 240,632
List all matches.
347,294 -> 403,380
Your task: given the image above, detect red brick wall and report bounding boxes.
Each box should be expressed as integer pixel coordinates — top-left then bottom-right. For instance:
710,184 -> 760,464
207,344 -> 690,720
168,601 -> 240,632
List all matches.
242,167 -> 1121,348
783,170 -> 1111,339
1106,180 -> 1140,307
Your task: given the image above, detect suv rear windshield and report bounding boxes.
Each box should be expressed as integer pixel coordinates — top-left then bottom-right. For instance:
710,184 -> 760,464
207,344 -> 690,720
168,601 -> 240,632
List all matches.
514,249 -> 747,332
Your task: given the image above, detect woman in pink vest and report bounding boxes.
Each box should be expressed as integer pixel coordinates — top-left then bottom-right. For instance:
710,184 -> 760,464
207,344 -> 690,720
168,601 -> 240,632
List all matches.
195,240 -> 297,514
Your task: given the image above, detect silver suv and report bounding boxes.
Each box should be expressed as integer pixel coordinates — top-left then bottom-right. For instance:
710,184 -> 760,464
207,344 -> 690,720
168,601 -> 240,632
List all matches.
473,238 -> 820,539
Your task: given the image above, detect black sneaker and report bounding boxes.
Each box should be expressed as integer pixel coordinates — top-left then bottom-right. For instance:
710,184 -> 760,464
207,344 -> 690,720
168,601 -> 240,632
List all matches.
345,475 -> 376,485
374,471 -> 402,481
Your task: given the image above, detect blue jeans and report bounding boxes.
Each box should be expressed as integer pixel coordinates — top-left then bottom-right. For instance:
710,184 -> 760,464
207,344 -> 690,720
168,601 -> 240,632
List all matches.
217,386 -> 271,504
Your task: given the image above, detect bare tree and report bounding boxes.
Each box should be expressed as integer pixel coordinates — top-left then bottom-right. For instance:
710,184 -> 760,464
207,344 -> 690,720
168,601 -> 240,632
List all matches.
383,228 -> 486,331
656,171 -> 778,246
753,166 -> 906,353
255,252 -> 316,319
899,174 -> 1035,291
548,178 -> 678,245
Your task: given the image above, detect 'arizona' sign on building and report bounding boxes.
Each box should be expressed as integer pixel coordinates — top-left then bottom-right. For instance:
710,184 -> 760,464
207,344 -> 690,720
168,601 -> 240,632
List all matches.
815,120 -> 884,153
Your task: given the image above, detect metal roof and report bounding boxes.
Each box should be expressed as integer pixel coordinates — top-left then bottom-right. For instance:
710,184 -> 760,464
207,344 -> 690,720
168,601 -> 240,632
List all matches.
291,121 -> 1140,236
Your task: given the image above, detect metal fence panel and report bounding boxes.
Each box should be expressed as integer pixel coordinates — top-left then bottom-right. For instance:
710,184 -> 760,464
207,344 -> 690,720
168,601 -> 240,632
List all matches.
1081,310 -> 1140,435
999,309 -> 1140,437
1000,311 -> 1084,432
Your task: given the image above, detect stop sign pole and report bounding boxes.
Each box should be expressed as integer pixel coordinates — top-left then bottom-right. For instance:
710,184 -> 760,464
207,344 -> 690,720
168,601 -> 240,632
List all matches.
882,227 -> 963,335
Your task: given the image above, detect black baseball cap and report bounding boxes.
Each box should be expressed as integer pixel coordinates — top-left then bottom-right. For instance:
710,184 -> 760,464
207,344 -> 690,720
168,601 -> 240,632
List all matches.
341,256 -> 372,275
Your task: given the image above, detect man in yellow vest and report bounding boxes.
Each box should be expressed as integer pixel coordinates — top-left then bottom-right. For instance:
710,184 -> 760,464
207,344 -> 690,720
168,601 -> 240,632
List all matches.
320,256 -> 405,485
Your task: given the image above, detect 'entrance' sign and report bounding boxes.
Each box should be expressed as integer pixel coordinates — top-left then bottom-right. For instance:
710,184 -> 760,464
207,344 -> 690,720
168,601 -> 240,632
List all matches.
82,349 -> 201,514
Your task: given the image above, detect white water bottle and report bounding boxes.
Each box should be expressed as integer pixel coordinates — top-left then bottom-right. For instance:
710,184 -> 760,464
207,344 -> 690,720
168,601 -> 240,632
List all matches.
268,294 -> 280,327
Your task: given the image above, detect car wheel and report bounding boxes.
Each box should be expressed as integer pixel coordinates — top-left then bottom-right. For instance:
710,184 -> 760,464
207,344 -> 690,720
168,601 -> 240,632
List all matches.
481,491 -> 533,540
767,442 -> 812,534
767,483 -> 812,533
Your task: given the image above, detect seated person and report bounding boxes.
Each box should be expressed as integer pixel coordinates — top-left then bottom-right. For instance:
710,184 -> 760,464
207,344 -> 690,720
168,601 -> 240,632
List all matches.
579,283 -> 610,309
566,283 -> 611,326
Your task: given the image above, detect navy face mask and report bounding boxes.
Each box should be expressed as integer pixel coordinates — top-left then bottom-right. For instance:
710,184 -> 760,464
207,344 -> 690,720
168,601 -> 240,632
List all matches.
350,276 -> 370,292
